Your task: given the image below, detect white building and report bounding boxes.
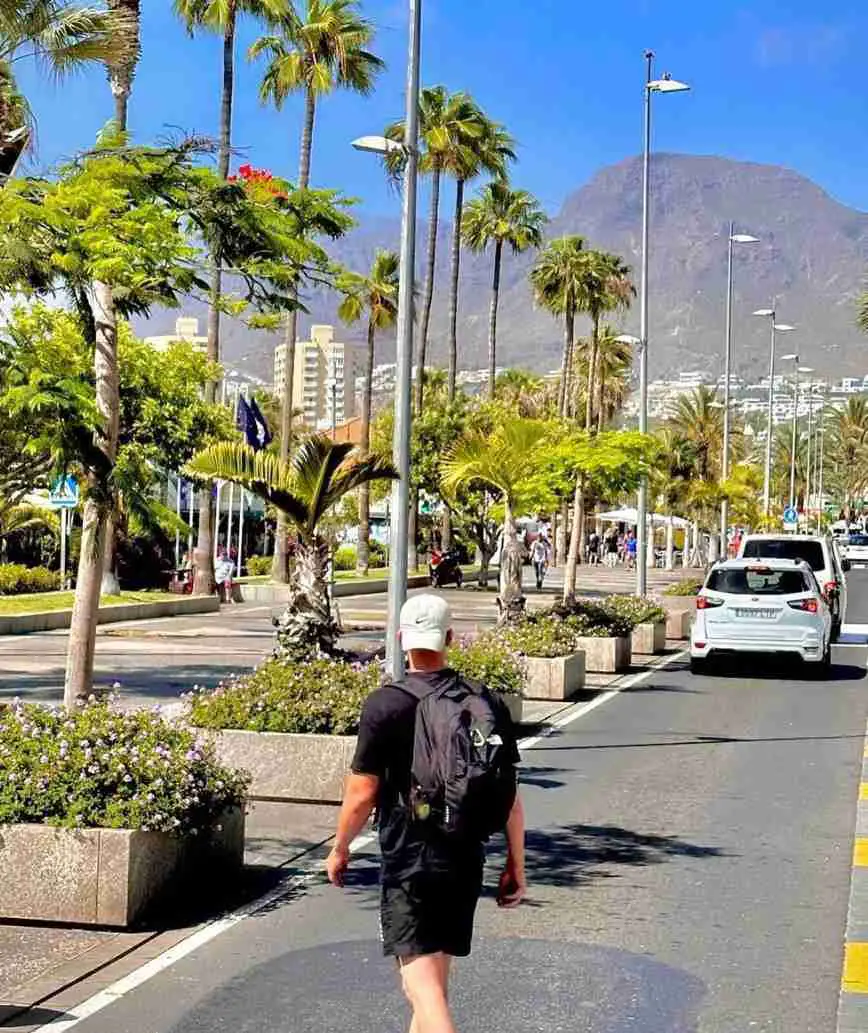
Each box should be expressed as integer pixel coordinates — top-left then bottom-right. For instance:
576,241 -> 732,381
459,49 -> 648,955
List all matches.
144,316 -> 208,354
273,324 -> 361,431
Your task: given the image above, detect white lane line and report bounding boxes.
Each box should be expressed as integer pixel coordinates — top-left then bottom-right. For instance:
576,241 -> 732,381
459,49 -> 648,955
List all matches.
30,650 -> 686,1032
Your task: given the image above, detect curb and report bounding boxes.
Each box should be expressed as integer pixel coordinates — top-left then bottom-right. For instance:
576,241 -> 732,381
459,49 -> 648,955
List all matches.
0,596 -> 220,636
838,719 -> 868,1031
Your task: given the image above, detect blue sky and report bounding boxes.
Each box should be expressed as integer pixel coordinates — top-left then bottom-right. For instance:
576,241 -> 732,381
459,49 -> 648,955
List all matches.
16,0 -> 868,216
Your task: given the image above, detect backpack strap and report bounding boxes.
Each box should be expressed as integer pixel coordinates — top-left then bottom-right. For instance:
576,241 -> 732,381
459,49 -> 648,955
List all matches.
391,671 -> 461,702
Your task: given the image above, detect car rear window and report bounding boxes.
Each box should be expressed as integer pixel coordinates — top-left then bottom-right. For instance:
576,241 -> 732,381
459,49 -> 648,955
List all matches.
849,535 -> 868,546
706,567 -> 811,595
742,538 -> 825,571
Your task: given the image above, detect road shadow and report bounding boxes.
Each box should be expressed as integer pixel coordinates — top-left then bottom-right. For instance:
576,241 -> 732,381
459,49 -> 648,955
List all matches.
534,731 -> 868,752
0,1005 -> 72,1028
671,655 -> 867,682
518,765 -> 571,790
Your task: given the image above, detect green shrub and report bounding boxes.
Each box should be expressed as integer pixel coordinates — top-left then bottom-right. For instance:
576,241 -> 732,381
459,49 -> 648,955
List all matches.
0,564 -> 61,596
448,636 -> 525,695
538,599 -> 634,637
333,541 -> 387,572
0,701 -> 249,832
663,577 -> 703,597
498,616 -> 586,658
188,657 -> 381,734
598,595 -> 667,626
246,555 -> 272,577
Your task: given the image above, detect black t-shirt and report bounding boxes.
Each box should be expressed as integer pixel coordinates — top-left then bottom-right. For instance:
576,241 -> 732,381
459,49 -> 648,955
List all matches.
351,668 -> 520,882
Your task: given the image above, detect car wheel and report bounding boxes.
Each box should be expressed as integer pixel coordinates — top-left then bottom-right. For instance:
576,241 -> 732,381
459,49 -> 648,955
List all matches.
690,656 -> 709,675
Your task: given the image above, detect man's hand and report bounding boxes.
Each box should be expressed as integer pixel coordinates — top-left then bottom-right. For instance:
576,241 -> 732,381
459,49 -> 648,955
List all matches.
496,860 -> 526,908
326,845 -> 351,887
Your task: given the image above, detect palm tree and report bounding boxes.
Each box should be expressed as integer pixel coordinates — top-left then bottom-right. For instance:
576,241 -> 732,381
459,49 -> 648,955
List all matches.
337,249 -> 399,575
667,385 -> 724,482
442,418 -> 548,621
574,250 -> 634,431
105,0 -> 139,130
387,86 -> 487,413
445,117 -> 515,399
463,181 -> 547,399
827,398 -> 868,519
530,235 -> 586,419
493,369 -> 556,419
572,327 -> 633,431
250,0 -> 383,583
186,436 -> 397,658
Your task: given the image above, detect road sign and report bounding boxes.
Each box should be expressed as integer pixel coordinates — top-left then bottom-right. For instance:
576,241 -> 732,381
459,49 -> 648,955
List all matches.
48,475 -> 79,510
783,505 -> 798,525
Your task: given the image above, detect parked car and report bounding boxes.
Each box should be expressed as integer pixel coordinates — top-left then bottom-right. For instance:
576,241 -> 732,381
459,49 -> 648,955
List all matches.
737,533 -> 848,641
690,559 -> 832,675
842,534 -> 868,568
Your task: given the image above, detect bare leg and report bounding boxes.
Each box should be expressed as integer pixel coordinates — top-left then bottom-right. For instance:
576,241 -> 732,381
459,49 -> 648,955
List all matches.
400,953 -> 455,1033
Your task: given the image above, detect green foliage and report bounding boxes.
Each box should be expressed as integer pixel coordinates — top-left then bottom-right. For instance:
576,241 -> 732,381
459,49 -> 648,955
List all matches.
447,635 -> 525,695
0,701 -> 249,831
498,615 -> 586,658
0,563 -> 59,595
188,657 -> 380,734
246,555 -> 273,576
663,577 -> 703,597
333,540 -> 386,570
543,598 -> 636,637
597,594 -> 666,626
462,181 -> 546,257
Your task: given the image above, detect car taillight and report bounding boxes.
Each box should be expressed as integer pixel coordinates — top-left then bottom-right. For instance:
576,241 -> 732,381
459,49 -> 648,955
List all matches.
788,598 -> 819,613
696,596 -> 724,610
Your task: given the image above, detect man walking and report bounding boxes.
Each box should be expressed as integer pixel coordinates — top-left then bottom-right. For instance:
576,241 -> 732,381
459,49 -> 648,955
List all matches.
530,534 -> 550,590
327,594 -> 526,1033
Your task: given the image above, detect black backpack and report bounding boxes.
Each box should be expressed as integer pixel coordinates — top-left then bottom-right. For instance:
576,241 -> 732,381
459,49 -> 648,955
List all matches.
399,672 -> 517,842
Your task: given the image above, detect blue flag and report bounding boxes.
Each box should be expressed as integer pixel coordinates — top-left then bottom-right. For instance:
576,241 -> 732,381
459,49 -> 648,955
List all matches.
236,395 -> 272,451
249,396 -> 273,449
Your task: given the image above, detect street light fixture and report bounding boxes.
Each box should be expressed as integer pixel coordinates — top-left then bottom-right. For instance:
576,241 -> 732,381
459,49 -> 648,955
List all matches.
753,308 -> 796,517
779,352 -> 801,519
351,135 -> 405,156
720,226 -> 760,549
636,52 -> 690,596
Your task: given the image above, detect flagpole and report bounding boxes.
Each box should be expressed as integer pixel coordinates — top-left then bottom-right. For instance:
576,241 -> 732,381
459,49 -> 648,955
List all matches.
237,385 -> 249,578
174,474 -> 181,571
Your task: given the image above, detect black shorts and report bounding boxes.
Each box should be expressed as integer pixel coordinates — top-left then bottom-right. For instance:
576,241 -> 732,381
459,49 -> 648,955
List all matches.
380,865 -> 484,958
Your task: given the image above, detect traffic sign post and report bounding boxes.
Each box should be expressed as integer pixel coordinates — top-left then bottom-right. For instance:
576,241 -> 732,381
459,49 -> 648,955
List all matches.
48,476 -> 79,590
783,505 -> 798,531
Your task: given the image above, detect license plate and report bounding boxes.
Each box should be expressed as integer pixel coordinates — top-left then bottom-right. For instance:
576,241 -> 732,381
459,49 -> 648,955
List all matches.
733,607 -> 779,619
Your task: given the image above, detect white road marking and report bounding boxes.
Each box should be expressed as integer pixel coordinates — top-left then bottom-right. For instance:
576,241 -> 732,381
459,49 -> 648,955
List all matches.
30,649 -> 687,1032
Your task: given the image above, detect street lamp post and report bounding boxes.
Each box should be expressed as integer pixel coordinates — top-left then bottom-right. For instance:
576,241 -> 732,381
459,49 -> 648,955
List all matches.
753,308 -> 796,518
817,383 -> 827,534
351,0 -> 422,677
800,367 -> 815,521
720,226 -> 759,548
635,52 -> 689,596
783,354 -> 800,514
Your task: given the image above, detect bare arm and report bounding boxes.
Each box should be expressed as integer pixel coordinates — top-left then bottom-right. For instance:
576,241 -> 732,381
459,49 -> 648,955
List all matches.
498,791 -> 526,908
326,772 -> 380,886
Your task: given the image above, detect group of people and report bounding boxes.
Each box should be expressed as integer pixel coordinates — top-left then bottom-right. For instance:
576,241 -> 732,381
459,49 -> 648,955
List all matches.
586,528 -> 638,568
177,545 -> 237,601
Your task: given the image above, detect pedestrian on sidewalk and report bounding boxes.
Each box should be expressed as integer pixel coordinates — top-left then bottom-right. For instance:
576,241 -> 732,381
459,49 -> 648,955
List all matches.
327,594 -> 526,1033
587,530 -> 600,566
530,534 -> 550,590
604,530 -> 619,568
626,530 -> 637,570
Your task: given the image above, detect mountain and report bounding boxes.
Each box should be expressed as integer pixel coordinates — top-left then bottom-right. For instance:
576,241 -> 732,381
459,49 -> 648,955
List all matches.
136,154 -> 868,384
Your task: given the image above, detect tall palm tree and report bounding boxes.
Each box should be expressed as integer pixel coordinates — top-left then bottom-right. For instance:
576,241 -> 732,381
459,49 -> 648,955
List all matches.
442,418 -> 547,621
175,0 -> 267,594
337,249 -> 399,575
445,117 -> 515,399
530,235 -> 586,419
574,250 -> 634,432
827,397 -> 868,519
387,86 -> 487,413
250,0 -> 383,583
463,181 -> 547,399
493,369 -> 556,419
572,327 -> 633,431
186,436 -> 397,658
105,0 -> 139,130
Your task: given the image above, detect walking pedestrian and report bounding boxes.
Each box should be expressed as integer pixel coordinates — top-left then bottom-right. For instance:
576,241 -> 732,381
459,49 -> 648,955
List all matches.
626,530 -> 637,570
587,530 -> 600,566
604,531 -> 618,568
327,595 -> 526,1033
530,535 -> 550,590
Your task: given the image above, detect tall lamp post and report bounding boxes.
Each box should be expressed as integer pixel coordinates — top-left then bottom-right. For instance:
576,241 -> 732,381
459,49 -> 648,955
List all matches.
720,226 -> 759,548
635,52 -> 689,596
352,0 -> 422,676
780,353 -> 801,515
800,367 -> 815,520
753,308 -> 796,518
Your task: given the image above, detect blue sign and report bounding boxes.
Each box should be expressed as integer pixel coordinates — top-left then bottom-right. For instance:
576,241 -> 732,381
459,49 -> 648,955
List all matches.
48,475 -> 79,510
783,506 -> 798,524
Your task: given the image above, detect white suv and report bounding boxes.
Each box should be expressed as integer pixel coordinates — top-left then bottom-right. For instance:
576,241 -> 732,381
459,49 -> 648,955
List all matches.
737,533 -> 848,640
691,559 -> 832,674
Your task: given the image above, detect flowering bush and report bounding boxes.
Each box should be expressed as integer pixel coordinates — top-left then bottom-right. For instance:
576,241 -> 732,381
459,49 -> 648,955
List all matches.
498,616 -> 587,658
0,564 -> 61,595
188,657 -> 381,734
663,577 -> 703,597
447,636 -> 525,696
228,163 -> 288,202
245,555 -> 272,577
541,599 -> 635,637
0,701 -> 248,832
597,595 -> 667,626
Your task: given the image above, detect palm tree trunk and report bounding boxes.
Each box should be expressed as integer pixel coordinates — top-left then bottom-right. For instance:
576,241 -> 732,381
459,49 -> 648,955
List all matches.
447,178 -> 464,401
557,501 -> 568,566
586,311 -> 599,432
274,536 -> 339,660
408,488 -> 418,572
498,499 -> 525,622
274,87 -> 317,584
559,302 -> 575,419
100,507 -> 120,595
194,10 -> 235,595
112,87 -> 128,132
64,282 -> 119,711
487,239 -> 503,401
596,353 -> 606,435
415,168 -> 441,415
356,317 -> 376,576
563,474 -> 584,601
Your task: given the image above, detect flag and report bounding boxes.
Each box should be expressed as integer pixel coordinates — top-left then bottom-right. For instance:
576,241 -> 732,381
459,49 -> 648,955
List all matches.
236,395 -> 273,451
249,396 -> 273,449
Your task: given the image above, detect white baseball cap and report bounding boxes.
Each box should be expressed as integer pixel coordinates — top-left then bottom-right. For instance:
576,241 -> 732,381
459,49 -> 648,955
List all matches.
399,594 -> 452,652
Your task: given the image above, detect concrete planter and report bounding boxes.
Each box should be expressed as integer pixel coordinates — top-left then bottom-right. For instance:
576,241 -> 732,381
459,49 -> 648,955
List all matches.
573,636 -> 631,673
522,653 -> 586,701
0,808 -> 243,928
631,620 -> 667,655
209,729 -> 356,804
664,608 -> 693,641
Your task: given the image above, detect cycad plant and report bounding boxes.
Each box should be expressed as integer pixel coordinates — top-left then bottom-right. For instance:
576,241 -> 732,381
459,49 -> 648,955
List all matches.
337,249 -> 399,575
186,436 -> 397,658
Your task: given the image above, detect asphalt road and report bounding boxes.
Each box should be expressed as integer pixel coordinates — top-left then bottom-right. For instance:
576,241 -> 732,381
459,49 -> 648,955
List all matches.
48,571 -> 868,1033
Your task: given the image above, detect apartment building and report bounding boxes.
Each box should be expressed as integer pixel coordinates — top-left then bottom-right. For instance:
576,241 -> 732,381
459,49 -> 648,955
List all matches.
274,324 -> 361,431
144,316 -> 208,353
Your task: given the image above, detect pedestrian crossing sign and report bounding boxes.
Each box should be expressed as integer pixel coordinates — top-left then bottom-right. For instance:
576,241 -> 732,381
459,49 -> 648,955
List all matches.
48,475 -> 79,509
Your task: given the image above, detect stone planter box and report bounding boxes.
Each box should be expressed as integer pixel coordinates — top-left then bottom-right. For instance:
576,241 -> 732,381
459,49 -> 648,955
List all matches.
0,808 -> 243,928
522,653 -> 586,701
665,608 -> 693,641
209,729 -> 356,805
631,620 -> 667,655
573,636 -> 631,673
